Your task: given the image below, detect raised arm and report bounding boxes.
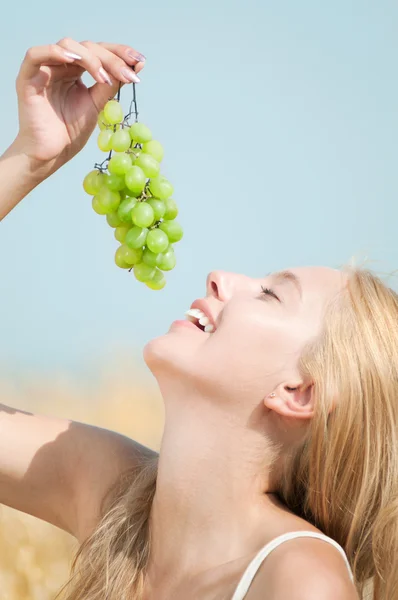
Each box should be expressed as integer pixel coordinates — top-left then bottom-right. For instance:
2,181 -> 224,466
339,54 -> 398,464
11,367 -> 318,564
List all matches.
0,142 -> 45,219
1,38 -> 144,220
0,40 -> 155,542
0,404 -> 156,541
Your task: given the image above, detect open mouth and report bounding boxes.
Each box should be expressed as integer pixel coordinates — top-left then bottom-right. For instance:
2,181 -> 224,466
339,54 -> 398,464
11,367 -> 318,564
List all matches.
184,309 -> 215,333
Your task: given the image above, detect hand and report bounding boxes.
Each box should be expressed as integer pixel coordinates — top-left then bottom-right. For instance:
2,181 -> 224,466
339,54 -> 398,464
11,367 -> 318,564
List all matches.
12,38 -> 146,175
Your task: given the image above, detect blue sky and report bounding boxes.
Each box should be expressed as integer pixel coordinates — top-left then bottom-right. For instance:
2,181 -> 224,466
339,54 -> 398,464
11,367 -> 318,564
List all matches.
1,0 -> 397,375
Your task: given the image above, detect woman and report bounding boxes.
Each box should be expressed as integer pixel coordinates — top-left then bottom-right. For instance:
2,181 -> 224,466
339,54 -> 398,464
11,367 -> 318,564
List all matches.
0,39 -> 396,600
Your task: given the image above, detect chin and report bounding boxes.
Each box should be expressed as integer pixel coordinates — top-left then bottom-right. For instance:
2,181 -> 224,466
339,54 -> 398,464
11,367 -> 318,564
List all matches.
143,335 -> 168,371
143,329 -> 211,391
143,331 -> 190,375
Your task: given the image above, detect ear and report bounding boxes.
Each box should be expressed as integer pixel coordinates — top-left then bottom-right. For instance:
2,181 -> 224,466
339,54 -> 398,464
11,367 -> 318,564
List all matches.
264,383 -> 314,420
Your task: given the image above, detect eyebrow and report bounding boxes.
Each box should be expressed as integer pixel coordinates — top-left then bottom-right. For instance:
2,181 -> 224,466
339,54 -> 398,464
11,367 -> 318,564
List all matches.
270,270 -> 303,301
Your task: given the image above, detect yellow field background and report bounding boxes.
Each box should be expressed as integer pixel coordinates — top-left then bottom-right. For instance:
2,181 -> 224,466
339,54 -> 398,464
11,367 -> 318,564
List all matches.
0,364 -> 164,600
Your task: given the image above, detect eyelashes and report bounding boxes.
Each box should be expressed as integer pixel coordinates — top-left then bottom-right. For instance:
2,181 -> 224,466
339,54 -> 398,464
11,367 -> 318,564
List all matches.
260,285 -> 281,302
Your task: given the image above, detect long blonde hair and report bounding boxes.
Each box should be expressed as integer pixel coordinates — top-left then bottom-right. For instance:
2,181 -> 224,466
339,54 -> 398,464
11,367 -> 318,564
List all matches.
58,266 -> 398,600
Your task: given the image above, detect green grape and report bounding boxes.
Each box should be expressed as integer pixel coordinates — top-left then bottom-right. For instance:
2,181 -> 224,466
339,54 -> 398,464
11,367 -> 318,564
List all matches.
129,122 -> 152,143
87,107 -> 178,282
130,146 -> 142,162
83,170 -> 104,195
163,198 -> 178,220
146,198 -> 165,221
106,212 -> 123,228
115,247 -> 132,269
98,188 -> 120,213
104,173 -> 125,192
125,226 -> 148,249
114,224 -> 132,243
128,248 -> 143,265
92,195 -> 108,215
149,176 -> 174,200
142,248 -> 163,268
111,129 -> 131,152
159,220 -> 183,243
125,165 -> 146,195
134,153 -> 160,178
146,268 -> 166,290
97,130 -> 113,152
131,202 -> 155,228
117,197 -> 138,223
131,202 -> 155,227
133,262 -> 156,282
104,100 -> 123,125
97,110 -> 110,131
158,247 -> 176,271
146,228 -> 169,253
142,140 -> 164,162
116,244 -> 143,266
115,259 -> 131,269
108,153 -> 132,175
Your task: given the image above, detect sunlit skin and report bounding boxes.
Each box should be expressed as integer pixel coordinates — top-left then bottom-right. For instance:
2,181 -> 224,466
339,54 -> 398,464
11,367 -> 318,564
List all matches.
143,266 -> 347,593
0,37 -> 357,598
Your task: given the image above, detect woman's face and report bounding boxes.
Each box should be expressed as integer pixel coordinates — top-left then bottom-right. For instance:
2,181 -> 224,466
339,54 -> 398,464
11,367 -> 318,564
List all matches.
144,266 -> 346,403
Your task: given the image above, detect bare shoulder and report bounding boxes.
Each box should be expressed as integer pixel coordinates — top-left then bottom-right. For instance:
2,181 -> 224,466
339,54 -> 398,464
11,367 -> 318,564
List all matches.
246,536 -> 359,600
69,422 -> 158,542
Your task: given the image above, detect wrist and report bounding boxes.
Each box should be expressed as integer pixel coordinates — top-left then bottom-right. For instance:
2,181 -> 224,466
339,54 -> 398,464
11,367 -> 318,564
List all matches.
3,137 -> 55,186
0,138 -> 56,221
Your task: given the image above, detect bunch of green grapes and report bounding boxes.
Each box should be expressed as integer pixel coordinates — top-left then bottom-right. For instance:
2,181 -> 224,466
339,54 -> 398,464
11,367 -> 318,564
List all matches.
82,94 -> 182,291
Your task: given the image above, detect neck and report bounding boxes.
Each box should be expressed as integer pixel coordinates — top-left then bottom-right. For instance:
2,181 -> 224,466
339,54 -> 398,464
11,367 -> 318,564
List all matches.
147,380 -> 285,587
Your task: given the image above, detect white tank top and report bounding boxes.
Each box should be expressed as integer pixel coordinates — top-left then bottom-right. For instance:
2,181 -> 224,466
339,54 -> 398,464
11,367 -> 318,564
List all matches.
231,531 -> 354,600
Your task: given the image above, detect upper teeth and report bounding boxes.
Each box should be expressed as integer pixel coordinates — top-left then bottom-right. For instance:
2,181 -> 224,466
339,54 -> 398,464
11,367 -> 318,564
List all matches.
185,309 -> 215,333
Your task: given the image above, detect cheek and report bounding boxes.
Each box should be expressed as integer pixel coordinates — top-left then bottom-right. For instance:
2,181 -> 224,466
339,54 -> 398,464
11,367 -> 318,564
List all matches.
143,303 -> 311,402
199,310 -> 305,393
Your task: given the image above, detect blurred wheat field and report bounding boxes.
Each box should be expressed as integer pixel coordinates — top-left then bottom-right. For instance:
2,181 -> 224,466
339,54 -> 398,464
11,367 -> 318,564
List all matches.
0,362 -> 164,600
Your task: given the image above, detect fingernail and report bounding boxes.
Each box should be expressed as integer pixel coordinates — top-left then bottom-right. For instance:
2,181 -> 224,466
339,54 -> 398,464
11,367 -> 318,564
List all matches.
121,67 -> 140,83
64,51 -> 82,60
98,67 -> 113,85
128,51 -> 146,62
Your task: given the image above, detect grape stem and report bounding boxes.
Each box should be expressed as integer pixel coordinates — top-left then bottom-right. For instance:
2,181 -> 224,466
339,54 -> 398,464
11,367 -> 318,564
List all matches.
124,82 -> 139,124
93,157 -> 110,172
94,82 -> 138,171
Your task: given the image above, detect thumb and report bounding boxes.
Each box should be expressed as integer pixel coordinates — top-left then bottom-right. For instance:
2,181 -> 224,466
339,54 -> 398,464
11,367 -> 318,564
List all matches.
89,80 -> 126,113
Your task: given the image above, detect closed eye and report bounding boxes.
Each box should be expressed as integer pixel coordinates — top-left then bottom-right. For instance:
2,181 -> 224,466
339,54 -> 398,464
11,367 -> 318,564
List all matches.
260,286 -> 281,302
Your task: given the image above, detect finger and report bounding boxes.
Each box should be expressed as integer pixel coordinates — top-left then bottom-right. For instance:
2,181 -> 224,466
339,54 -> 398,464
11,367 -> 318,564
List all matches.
80,41 -> 141,84
96,42 -> 146,75
56,37 -> 114,86
17,44 -> 82,83
36,63 -> 85,85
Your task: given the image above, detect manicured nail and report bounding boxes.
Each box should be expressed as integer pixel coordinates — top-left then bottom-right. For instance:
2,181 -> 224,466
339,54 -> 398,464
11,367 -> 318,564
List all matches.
121,67 -> 140,83
98,67 -> 113,85
127,51 -> 146,62
64,51 -> 82,60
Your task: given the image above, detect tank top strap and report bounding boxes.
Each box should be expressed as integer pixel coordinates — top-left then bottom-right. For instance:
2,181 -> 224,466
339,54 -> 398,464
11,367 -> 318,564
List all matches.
231,531 -> 354,600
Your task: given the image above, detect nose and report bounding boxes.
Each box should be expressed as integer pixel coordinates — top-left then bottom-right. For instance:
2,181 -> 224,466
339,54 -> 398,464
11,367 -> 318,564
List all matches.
206,270 -> 241,302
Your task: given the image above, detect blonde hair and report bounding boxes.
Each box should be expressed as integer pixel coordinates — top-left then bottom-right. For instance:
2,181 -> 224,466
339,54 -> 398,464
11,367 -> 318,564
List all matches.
58,266 -> 398,600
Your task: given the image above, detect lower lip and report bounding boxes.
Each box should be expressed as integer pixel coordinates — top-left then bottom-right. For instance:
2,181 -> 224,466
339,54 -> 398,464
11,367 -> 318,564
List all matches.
170,319 -> 199,330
